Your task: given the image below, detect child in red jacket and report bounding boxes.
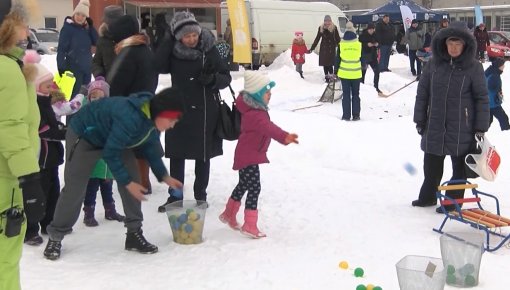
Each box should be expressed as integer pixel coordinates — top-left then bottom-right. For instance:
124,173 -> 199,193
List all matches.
219,71 -> 299,238
291,31 -> 307,78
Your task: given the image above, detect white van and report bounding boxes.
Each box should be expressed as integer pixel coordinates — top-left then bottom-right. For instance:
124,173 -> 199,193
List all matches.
220,0 -> 348,68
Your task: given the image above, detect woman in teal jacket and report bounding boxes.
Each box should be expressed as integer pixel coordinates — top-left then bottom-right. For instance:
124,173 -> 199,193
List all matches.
0,1 -> 45,289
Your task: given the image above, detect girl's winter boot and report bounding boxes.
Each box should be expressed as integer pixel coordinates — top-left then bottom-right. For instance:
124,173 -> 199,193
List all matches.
83,205 -> 99,227
219,198 -> 241,230
104,202 -> 126,222
241,209 -> 266,238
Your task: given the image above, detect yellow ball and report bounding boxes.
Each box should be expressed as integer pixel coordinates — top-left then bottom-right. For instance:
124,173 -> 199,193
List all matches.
339,261 -> 349,269
184,238 -> 194,244
193,236 -> 202,243
175,237 -> 185,244
366,284 -> 375,290
189,231 -> 199,239
188,211 -> 198,221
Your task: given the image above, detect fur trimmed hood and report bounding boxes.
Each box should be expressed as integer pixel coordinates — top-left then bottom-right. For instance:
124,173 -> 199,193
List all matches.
173,28 -> 216,60
292,38 -> 306,45
431,25 -> 478,68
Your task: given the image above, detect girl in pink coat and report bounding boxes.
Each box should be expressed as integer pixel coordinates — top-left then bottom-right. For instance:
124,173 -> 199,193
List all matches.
219,71 -> 299,238
291,31 -> 308,78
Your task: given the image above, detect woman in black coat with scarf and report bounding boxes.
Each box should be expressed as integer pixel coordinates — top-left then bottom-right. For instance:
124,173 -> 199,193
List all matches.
412,22 -> 490,212
155,12 -> 232,211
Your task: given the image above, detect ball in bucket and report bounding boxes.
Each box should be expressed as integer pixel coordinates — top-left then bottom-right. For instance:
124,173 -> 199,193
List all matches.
166,200 -> 208,245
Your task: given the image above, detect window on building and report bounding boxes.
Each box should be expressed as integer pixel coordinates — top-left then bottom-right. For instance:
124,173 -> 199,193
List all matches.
483,16 -> 491,31
45,17 -> 57,29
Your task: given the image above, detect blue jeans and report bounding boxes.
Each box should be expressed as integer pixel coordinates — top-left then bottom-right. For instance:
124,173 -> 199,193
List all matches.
378,45 -> 392,71
84,178 -> 114,207
340,78 -> 361,119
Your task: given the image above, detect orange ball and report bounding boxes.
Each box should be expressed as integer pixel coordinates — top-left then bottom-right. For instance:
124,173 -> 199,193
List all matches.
339,261 -> 349,269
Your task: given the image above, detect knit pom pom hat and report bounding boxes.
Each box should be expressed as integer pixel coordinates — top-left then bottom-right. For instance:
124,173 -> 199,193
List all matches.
244,71 -> 275,106
73,0 -> 90,17
170,11 -> 202,40
87,76 -> 110,99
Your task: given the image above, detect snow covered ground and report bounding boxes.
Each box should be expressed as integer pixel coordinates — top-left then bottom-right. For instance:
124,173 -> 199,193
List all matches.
23,51 -> 510,290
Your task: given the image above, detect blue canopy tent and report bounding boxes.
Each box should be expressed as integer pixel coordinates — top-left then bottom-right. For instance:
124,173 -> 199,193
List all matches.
351,0 -> 449,24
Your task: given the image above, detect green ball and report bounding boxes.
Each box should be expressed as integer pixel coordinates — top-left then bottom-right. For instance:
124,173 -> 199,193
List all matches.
446,274 -> 456,285
356,285 -> 366,290
373,287 -> 382,290
464,275 -> 477,286
186,208 -> 194,215
354,267 -> 364,277
447,264 -> 456,275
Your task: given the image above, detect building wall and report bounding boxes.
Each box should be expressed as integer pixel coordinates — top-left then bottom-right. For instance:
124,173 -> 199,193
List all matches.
29,0 -> 73,30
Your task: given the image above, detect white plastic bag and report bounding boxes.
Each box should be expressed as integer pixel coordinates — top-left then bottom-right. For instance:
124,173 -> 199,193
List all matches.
465,135 -> 501,181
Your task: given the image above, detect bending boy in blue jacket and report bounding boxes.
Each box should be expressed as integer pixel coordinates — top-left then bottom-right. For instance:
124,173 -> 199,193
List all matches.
44,88 -> 184,260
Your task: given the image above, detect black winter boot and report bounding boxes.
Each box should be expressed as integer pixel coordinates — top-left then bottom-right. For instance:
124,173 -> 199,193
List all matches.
104,202 -> 125,222
125,230 -> 158,254
158,195 -> 183,213
43,239 -> 62,260
83,205 -> 99,227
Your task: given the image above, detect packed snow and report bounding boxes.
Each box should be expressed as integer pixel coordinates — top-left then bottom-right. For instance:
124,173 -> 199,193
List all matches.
23,51 -> 510,290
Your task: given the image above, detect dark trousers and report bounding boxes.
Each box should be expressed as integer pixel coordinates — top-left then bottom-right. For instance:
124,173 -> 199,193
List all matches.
323,66 -> 334,76
490,106 -> 510,130
71,71 -> 91,100
378,45 -> 392,71
340,78 -> 361,119
231,165 -> 261,210
417,153 -> 467,202
168,158 -> 210,201
361,57 -> 380,90
84,178 -> 114,207
26,167 -> 60,237
408,49 -> 422,75
46,130 -> 143,241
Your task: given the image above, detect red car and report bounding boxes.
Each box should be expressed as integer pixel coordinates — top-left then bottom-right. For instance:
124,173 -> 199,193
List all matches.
487,31 -> 510,59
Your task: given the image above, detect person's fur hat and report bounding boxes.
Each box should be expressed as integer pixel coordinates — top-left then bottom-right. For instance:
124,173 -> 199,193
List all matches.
103,5 -> 123,26
170,11 -> 202,40
0,0 -> 39,53
324,15 -> 331,22
244,71 -> 275,106
73,0 -> 90,18
109,15 -> 139,43
150,87 -> 186,121
88,76 -> 110,99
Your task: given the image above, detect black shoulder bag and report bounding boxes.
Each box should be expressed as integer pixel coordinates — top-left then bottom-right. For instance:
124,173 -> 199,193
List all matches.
216,85 -> 241,141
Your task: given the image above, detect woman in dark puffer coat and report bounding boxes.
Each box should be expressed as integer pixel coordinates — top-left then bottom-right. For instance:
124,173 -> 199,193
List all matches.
412,22 -> 490,212
154,11 -> 231,211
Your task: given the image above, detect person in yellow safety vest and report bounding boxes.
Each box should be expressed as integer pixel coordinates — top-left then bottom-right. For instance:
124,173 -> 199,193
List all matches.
337,22 -> 362,121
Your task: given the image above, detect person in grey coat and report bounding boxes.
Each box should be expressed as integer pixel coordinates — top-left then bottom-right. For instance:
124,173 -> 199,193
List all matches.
403,19 -> 424,79
412,22 -> 490,213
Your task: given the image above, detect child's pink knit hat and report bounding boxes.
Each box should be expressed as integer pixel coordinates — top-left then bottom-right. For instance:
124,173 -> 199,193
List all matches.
294,31 -> 303,36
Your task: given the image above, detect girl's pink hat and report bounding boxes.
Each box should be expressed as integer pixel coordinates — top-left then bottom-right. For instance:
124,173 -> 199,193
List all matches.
294,31 -> 303,36
87,76 -> 110,99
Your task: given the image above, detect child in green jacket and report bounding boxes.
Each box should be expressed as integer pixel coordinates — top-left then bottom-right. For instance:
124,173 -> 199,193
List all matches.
81,77 -> 125,226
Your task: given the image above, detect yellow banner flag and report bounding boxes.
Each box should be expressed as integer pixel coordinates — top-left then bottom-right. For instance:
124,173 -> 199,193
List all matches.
226,0 -> 252,64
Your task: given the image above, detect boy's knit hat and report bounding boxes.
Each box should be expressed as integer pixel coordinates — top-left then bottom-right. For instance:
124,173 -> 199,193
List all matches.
170,11 -> 202,40
73,0 -> 90,17
244,71 -> 275,105
103,5 -> 123,26
150,87 -> 185,120
88,76 -> 110,98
